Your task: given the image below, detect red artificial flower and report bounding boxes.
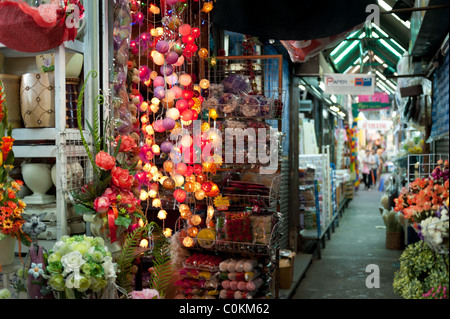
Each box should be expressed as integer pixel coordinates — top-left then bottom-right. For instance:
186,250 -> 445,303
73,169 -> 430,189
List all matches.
95,151 -> 116,171
93,196 -> 111,214
111,166 -> 134,189
115,135 -> 137,153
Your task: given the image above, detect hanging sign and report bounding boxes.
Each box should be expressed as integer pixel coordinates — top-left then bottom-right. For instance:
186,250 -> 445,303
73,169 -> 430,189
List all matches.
324,73 -> 375,95
358,120 -> 393,132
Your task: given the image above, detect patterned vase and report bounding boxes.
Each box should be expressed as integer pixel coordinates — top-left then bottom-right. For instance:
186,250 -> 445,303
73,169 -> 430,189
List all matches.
65,78 -> 83,129
0,74 -> 23,128
20,72 -> 55,128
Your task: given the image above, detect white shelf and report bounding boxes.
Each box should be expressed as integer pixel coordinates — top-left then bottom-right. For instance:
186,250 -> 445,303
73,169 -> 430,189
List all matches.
0,40 -> 84,58
12,145 -> 58,158
12,127 -> 91,142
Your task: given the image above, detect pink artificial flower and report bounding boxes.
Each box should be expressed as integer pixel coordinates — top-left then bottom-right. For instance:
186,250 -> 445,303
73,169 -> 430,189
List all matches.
93,196 -> 110,214
129,289 -> 160,299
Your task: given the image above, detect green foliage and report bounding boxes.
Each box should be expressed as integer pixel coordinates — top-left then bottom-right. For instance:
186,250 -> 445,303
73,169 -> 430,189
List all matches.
115,227 -> 146,294
149,222 -> 173,298
393,241 -> 449,299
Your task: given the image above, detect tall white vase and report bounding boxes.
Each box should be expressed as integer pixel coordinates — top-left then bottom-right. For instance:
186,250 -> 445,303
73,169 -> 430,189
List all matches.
0,235 -> 16,268
21,163 -> 55,204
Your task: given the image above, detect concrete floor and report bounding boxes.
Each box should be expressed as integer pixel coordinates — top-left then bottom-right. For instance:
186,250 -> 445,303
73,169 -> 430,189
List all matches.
293,188 -> 404,299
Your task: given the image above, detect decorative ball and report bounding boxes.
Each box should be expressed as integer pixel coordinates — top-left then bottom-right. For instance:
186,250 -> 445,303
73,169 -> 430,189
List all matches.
198,48 -> 209,59
194,190 -> 205,200
161,141 -> 174,153
176,99 -> 189,112
165,51 -> 179,65
184,181 -> 195,193
179,73 -> 192,87
187,226 -> 198,237
180,209 -> 192,220
181,109 -> 193,122
181,135 -> 193,148
163,160 -> 175,172
160,64 -> 174,76
152,198 -> 162,208
182,236 -> 194,247
152,51 -> 165,65
166,0 -> 179,6
182,35 -> 195,44
162,117 -> 176,130
184,43 -> 198,53
174,189 -> 187,203
193,164 -> 202,174
153,76 -> 165,87
173,174 -> 185,187
199,79 -> 210,89
179,24 -> 192,36
166,108 -> 180,120
174,55 -> 185,67
156,40 -> 170,54
190,214 -> 202,226
191,27 -> 200,38
196,173 -> 207,184
157,210 -> 167,220
165,73 -> 178,86
154,86 -> 166,100
201,182 -> 212,192
153,119 -> 165,132
163,177 -> 176,190
176,162 -> 188,175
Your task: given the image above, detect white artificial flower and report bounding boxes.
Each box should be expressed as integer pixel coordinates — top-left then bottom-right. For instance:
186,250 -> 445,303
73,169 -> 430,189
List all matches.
61,251 -> 86,276
102,256 -> 117,281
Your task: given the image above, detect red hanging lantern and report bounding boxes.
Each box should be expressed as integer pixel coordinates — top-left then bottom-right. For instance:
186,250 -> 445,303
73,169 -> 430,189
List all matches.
174,189 -> 187,203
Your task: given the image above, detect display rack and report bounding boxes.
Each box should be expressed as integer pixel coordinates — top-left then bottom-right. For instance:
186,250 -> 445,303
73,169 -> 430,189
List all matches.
405,153 -> 449,183
1,1 -> 100,251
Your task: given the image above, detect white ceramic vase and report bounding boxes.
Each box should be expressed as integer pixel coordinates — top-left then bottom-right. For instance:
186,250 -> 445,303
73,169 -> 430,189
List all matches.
65,53 -> 84,78
21,163 -> 55,204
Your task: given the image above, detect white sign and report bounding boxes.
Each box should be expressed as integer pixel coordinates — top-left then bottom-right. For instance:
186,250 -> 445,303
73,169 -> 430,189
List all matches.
358,120 -> 392,132
324,73 -> 375,95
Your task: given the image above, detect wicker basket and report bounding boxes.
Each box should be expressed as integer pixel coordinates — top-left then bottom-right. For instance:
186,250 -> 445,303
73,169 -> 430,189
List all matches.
386,231 -> 404,250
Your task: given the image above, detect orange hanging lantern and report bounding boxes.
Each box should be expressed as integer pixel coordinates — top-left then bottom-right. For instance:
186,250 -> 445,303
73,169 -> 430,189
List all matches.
205,182 -> 220,197
190,214 -> 202,226
163,177 -> 176,190
196,173 -> 207,184
194,189 -> 205,200
188,226 -> 198,237
174,189 -> 187,203
184,181 -> 195,193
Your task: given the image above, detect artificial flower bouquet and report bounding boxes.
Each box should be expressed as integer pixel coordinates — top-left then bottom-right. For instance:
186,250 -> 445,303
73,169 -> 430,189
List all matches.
394,159 -> 449,252
71,71 -> 145,245
43,235 -> 117,299
0,80 -> 30,249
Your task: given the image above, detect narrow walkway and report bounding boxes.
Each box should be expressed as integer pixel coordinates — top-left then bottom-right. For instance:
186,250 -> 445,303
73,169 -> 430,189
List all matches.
293,188 -> 403,299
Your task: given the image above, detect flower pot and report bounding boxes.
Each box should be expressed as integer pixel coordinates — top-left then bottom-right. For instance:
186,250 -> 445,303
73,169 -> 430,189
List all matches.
21,163 -> 55,204
0,235 -> 16,268
20,72 -> 55,128
0,74 -> 24,128
386,232 -> 404,250
65,53 -> 83,78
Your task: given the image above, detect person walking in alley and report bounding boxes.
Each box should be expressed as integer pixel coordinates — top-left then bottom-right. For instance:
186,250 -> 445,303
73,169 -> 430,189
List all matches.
362,149 -> 375,191
371,148 -> 380,187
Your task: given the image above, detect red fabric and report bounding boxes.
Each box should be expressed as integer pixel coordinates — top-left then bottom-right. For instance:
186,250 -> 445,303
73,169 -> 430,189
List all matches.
0,1 -> 76,53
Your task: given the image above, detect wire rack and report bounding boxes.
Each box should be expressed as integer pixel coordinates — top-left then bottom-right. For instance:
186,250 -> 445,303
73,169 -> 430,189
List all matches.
406,153 -> 449,183
58,130 -> 94,192
201,55 -> 285,120
175,217 -> 282,257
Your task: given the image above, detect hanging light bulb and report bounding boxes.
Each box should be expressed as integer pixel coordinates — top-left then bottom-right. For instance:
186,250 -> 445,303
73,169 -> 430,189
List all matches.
157,210 -> 167,220
152,198 -> 162,208
139,190 -> 149,201
139,239 -> 149,248
148,189 -> 158,198
163,228 -> 173,237
182,236 -> 194,247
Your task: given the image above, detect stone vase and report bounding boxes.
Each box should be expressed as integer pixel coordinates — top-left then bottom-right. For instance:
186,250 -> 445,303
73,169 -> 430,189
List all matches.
20,72 -> 55,128
21,163 -> 55,204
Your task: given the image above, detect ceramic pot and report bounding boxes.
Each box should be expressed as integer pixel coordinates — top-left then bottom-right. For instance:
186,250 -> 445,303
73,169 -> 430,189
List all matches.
0,235 -> 16,268
35,53 -> 55,73
65,53 -> 83,78
0,74 -> 23,128
20,72 -> 55,128
21,163 -> 55,204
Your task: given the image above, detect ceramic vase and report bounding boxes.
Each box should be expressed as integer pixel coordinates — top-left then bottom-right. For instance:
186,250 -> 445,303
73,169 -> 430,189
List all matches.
0,74 -> 23,128
35,53 -> 55,73
65,53 -> 84,78
0,235 -> 16,268
82,213 -> 123,256
20,72 -> 55,128
21,163 -> 55,204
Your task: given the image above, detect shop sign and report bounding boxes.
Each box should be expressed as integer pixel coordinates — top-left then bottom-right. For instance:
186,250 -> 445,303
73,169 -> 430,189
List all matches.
358,120 -> 392,131
324,73 -> 375,95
